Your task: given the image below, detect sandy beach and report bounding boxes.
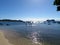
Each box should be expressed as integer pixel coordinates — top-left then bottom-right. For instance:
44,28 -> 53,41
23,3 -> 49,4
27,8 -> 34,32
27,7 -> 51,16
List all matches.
0,30 -> 13,45
0,30 -> 40,45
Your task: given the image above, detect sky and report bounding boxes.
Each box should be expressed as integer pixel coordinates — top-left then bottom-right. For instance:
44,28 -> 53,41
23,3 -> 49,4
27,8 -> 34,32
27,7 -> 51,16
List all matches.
0,0 -> 60,21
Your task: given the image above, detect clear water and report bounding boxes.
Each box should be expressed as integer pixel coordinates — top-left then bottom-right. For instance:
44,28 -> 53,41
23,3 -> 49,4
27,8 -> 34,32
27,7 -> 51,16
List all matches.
0,24 -> 60,45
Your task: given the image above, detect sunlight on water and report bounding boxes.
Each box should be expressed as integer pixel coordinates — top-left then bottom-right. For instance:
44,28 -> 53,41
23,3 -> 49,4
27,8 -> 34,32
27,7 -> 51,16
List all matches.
31,31 -> 42,45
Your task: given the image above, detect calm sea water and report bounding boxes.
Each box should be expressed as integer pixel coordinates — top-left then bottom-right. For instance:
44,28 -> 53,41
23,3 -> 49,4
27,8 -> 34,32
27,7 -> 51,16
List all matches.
0,24 -> 60,45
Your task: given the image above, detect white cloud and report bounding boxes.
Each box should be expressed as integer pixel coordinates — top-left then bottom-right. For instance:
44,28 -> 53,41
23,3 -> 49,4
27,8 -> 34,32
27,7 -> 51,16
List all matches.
21,18 -> 47,22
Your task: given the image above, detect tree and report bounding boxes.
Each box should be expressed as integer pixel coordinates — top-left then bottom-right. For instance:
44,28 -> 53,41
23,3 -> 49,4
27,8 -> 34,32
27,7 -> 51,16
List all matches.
54,0 -> 60,11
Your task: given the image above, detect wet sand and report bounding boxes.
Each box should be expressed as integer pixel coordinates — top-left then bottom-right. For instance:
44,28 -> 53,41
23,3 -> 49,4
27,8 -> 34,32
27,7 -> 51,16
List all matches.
3,30 -> 35,45
0,30 -> 41,45
0,30 -> 13,45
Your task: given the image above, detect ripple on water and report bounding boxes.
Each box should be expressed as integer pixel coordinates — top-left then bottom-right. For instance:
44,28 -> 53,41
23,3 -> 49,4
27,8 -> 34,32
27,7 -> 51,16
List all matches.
31,31 -> 42,45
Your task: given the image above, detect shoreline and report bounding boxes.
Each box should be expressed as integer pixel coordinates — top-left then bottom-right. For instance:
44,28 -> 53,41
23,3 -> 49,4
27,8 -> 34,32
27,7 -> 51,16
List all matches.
0,30 -> 13,45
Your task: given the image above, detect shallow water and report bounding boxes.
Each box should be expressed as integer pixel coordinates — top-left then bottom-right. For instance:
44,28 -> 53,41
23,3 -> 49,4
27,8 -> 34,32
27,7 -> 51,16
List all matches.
0,24 -> 60,45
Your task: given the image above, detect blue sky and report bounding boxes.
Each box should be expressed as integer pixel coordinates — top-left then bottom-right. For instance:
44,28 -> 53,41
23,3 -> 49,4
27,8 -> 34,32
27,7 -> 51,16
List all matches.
0,0 -> 60,21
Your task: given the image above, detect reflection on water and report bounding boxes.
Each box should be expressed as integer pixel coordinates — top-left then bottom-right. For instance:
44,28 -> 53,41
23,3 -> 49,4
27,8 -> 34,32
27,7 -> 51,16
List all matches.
0,24 -> 60,45
31,31 -> 42,45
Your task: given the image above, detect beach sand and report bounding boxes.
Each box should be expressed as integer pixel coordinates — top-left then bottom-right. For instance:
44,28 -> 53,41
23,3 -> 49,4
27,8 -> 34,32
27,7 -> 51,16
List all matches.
0,30 -> 13,45
2,30 -> 33,45
0,30 -> 40,45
